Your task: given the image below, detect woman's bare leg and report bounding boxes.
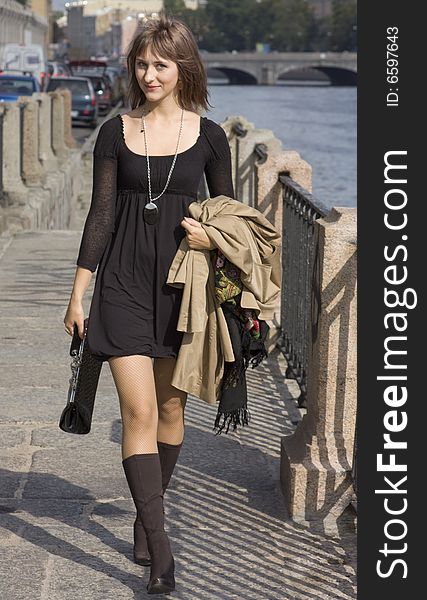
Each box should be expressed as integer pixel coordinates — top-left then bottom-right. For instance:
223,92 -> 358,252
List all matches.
154,357 -> 187,445
108,355 -> 158,460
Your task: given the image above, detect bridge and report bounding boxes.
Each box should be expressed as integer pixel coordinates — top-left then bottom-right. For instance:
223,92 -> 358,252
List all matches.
202,51 -> 357,86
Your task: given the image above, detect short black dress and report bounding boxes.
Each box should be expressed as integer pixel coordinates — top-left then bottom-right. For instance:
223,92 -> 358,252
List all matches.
76,113 -> 235,361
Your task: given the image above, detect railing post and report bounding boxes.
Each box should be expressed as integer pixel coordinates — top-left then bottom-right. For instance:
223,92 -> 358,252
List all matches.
0,106 -> 4,209
33,92 -> 58,170
48,91 -> 69,161
17,97 -> 45,187
58,88 -> 78,149
0,102 -> 27,205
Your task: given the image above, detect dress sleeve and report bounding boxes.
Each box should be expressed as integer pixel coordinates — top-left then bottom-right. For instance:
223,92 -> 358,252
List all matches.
203,119 -> 235,199
76,119 -> 118,273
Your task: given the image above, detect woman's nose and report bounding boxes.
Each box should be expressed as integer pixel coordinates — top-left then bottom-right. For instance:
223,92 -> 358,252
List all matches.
144,66 -> 156,81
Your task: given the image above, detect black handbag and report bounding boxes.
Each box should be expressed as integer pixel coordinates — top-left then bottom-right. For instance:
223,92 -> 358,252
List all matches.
59,317 -> 103,434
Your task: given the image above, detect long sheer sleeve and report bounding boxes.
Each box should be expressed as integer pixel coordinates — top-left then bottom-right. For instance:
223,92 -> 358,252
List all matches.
203,119 -> 235,199
76,120 -> 118,273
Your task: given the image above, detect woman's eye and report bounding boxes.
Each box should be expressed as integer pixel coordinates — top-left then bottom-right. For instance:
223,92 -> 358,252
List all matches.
137,63 -> 166,69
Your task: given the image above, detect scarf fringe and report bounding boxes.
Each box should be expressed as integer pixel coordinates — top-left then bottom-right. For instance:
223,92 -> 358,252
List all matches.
212,406 -> 252,436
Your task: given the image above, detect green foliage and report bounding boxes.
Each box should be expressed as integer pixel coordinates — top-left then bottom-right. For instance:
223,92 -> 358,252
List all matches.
161,0 -> 357,53
329,0 -> 357,51
163,0 -> 187,17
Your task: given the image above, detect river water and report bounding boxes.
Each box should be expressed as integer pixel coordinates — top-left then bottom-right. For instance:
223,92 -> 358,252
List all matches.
205,84 -> 357,210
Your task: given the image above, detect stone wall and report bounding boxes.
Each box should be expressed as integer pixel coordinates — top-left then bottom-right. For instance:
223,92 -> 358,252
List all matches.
0,90 -> 81,235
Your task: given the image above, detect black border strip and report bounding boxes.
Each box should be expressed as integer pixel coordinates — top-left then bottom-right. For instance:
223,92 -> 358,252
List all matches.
358,0 -> 423,596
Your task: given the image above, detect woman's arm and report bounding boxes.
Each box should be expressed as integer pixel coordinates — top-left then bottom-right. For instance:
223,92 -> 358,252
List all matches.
189,122 -> 234,251
204,122 -> 235,200
63,267 -> 92,338
64,122 -> 118,338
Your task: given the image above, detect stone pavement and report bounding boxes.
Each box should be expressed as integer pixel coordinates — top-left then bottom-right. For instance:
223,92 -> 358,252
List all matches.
0,225 -> 356,599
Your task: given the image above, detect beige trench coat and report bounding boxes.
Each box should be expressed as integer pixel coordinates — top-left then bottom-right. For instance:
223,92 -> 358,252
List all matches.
166,195 -> 282,406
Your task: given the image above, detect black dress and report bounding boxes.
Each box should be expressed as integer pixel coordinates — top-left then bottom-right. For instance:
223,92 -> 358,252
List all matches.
76,113 -> 235,362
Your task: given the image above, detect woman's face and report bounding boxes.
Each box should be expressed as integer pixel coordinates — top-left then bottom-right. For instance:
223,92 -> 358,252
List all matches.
135,46 -> 180,101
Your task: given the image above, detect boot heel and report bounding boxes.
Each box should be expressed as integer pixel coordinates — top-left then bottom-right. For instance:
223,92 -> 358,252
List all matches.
147,577 -> 174,594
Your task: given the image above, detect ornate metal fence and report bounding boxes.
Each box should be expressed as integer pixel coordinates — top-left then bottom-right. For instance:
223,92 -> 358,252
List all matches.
278,175 -> 330,407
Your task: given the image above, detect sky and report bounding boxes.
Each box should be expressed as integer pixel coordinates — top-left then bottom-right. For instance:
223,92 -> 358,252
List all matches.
52,1 -> 67,12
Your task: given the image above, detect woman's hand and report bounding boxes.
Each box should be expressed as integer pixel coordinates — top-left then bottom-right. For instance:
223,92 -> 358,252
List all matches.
180,217 -> 215,250
63,298 -> 85,339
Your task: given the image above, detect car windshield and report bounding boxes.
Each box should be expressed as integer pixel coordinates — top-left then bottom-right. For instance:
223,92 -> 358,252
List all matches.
25,54 -> 40,65
0,78 -> 34,95
83,76 -> 104,91
47,80 -> 90,95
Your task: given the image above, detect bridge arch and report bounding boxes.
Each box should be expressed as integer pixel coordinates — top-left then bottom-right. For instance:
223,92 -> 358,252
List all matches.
206,66 -> 258,85
278,65 -> 357,86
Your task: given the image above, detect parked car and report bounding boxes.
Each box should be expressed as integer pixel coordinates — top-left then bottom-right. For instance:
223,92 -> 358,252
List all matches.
0,73 -> 40,102
45,61 -> 72,90
69,60 -> 114,113
47,61 -> 72,78
76,73 -> 113,115
46,76 -> 98,128
69,60 -> 107,76
0,43 -> 47,89
104,66 -> 123,104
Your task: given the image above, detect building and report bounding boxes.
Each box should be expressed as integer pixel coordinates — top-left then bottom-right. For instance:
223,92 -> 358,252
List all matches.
64,0 -> 207,59
65,1 -> 159,59
82,0 -> 162,16
0,0 -> 49,51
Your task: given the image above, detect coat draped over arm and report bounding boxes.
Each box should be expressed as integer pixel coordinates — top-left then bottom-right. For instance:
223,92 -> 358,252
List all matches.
166,195 -> 282,406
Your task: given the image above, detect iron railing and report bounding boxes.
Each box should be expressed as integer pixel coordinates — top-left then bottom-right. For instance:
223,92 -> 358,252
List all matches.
278,174 -> 330,407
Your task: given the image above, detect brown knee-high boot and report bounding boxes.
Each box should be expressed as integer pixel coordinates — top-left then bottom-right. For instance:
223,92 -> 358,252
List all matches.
122,453 -> 175,594
133,440 -> 183,567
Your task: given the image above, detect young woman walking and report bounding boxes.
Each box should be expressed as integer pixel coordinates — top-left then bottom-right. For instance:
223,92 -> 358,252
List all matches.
63,13 -> 234,595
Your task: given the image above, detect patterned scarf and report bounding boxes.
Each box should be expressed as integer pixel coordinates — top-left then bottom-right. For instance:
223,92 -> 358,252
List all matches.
212,249 -> 269,435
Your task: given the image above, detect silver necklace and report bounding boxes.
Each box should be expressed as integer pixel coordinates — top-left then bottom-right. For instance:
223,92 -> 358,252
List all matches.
141,107 -> 184,225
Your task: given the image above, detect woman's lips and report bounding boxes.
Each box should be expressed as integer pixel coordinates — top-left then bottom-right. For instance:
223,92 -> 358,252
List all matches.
146,86 -> 160,90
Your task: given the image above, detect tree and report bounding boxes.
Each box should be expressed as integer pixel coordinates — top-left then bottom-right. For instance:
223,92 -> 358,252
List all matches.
163,0 -> 187,18
329,0 -> 357,51
253,0 -> 317,52
203,0 -> 260,51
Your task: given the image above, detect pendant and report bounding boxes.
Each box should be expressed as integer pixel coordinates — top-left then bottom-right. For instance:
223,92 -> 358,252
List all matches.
143,202 -> 159,225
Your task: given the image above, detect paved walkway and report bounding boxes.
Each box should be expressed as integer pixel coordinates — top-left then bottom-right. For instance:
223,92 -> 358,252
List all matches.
0,200 -> 356,598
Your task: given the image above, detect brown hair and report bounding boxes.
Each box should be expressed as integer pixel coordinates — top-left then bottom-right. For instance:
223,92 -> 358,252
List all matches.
126,12 -> 212,113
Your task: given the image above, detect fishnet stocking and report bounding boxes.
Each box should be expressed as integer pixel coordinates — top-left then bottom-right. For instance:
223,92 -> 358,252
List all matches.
108,355 -> 187,460
108,355 -> 159,459
154,357 -> 187,445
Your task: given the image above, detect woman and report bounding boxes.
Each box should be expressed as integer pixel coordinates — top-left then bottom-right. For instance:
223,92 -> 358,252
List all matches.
63,12 -> 235,596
